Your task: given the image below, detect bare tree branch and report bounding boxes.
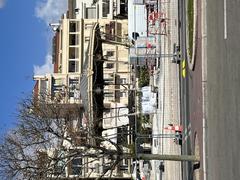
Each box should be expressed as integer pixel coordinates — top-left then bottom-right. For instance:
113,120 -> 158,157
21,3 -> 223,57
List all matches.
0,93 -> 134,179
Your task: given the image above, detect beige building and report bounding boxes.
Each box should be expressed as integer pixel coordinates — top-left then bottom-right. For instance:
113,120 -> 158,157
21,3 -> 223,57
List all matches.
32,0 -> 134,178
68,0 -> 128,19
33,11 -> 133,178
34,15 -> 129,103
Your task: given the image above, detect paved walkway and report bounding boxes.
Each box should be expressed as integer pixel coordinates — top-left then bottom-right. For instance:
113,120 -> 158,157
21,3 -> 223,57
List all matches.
151,0 -> 182,179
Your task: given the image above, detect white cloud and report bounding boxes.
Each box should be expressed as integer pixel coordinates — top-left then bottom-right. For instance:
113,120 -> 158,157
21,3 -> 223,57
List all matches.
35,0 -> 68,25
34,54 -> 53,75
33,0 -> 67,76
0,0 -> 6,8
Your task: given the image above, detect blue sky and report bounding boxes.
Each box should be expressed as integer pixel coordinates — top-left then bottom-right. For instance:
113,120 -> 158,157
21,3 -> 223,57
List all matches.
0,0 -> 67,135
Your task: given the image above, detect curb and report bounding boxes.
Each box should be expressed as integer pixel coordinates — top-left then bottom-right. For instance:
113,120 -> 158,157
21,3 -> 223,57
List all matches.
201,0 -> 208,179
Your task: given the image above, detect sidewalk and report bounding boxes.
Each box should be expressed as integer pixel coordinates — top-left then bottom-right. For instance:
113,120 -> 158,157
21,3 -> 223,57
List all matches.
150,0 -> 182,179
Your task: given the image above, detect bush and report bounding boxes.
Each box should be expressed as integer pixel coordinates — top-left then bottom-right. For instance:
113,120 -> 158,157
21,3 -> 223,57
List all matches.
188,0 -> 194,59
139,66 -> 150,87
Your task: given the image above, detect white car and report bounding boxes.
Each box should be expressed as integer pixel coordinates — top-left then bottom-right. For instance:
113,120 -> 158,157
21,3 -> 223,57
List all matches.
131,160 -> 148,180
131,161 -> 141,180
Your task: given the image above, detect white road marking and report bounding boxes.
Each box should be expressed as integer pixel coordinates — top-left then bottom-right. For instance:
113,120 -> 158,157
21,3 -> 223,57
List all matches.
183,129 -> 191,142
182,123 -> 192,144
224,0 -> 227,39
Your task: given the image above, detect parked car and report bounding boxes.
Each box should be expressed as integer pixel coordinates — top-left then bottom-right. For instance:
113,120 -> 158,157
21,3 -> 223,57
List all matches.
173,131 -> 182,145
172,43 -> 181,64
131,161 -> 141,180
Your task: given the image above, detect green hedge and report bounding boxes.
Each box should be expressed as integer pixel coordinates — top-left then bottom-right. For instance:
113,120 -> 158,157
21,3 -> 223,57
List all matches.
188,0 -> 194,59
139,66 -> 150,87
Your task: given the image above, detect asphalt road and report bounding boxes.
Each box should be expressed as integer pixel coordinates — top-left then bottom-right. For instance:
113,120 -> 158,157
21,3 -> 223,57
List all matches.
178,0 -> 192,179
206,0 -> 240,179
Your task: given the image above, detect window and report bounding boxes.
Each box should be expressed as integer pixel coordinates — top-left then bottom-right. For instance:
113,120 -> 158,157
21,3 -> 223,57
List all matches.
116,23 -> 122,42
52,78 -> 64,92
69,78 -> 79,91
69,78 -> 79,87
105,63 -> 114,69
154,139 -> 159,147
105,23 -> 115,40
53,151 -> 66,176
69,78 -> 80,99
106,51 -> 114,57
53,78 -> 63,85
40,80 -> 47,95
71,158 -> 82,175
123,158 -> 128,166
69,47 -> 79,59
120,78 -> 127,84
69,61 -> 79,72
103,50 -> 115,58
52,36 -> 57,63
117,126 -> 128,144
102,0 -> 110,17
104,77 -> 114,84
51,78 -> 65,100
104,118 -> 112,126
69,21 -> 79,32
86,7 -> 96,19
69,34 -> 79,45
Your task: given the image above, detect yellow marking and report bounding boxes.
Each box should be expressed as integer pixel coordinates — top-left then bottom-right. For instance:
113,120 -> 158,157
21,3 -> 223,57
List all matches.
182,68 -> 186,78
182,59 -> 186,78
182,59 -> 186,69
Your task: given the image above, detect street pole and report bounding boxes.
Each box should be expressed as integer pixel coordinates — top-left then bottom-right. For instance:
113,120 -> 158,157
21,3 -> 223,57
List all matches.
138,154 -> 200,162
134,135 -> 200,163
101,111 -> 153,120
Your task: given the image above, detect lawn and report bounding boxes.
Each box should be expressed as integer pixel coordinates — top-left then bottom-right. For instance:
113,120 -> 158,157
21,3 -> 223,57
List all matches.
188,0 -> 194,59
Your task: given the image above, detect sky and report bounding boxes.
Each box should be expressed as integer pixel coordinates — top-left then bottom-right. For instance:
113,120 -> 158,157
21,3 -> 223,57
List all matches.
0,0 -> 67,135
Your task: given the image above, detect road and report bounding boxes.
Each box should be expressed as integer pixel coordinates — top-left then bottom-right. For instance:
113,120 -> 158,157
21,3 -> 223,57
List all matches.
152,0 -> 240,179
178,0 -> 192,179
206,0 -> 240,179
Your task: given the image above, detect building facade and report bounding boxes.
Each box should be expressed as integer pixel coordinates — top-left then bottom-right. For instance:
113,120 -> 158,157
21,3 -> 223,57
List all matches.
68,0 -> 128,19
33,1 -> 133,178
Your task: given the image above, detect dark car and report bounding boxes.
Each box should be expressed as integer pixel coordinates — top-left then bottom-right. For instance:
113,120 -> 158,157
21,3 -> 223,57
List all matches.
174,131 -> 182,145
172,43 -> 181,64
